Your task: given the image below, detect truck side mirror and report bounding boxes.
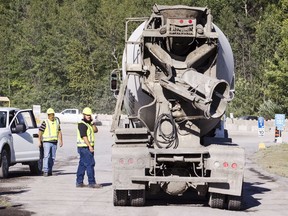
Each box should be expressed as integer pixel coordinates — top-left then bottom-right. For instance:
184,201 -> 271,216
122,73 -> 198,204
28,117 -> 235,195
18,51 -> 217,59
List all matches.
110,70 -> 119,91
12,124 -> 27,133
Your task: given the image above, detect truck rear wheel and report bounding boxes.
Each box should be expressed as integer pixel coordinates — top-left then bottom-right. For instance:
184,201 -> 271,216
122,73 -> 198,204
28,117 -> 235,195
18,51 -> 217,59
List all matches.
0,149 -> 9,178
227,195 -> 242,210
113,190 -> 128,206
209,192 -> 225,209
130,190 -> 145,206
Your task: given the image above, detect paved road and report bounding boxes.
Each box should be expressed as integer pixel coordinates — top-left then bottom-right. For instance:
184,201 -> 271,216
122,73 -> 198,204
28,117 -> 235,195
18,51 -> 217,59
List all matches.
1,124 -> 288,216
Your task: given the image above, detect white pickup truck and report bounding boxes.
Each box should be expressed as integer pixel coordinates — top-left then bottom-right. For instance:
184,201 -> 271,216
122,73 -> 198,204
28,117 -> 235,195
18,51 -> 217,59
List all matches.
60,108 -> 80,115
0,108 -> 41,178
55,108 -> 81,123
55,108 -> 102,125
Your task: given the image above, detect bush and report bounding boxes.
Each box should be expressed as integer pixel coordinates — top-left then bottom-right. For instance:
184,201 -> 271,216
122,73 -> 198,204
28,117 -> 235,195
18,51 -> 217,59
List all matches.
258,100 -> 285,119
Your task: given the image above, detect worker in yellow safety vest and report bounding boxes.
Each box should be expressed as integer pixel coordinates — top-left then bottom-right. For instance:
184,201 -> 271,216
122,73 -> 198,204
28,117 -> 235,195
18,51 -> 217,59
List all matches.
38,108 -> 63,176
76,107 -> 102,188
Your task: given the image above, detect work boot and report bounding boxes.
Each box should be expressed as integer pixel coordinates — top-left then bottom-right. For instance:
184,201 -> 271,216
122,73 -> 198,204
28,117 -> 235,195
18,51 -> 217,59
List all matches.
43,172 -> 49,177
88,184 -> 102,188
76,183 -> 85,188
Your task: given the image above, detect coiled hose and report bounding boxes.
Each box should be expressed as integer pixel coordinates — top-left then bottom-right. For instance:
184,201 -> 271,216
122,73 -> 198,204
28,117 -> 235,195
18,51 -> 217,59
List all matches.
154,113 -> 179,149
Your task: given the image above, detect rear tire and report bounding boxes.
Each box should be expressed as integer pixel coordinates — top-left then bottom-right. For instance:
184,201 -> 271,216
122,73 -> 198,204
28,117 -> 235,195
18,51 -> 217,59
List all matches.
209,192 -> 225,209
0,149 -> 9,178
113,190 -> 128,206
227,195 -> 242,210
29,160 -> 42,175
130,190 -> 145,206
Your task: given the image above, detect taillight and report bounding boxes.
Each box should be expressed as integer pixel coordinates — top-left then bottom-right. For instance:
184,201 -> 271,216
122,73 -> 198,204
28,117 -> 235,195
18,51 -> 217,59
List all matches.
119,158 -> 125,165
118,158 -> 143,166
231,163 -> 237,169
128,158 -> 134,164
223,162 -> 229,168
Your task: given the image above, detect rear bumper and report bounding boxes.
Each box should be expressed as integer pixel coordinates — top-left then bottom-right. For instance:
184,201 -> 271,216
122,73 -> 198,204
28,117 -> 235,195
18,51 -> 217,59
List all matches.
131,176 -> 227,183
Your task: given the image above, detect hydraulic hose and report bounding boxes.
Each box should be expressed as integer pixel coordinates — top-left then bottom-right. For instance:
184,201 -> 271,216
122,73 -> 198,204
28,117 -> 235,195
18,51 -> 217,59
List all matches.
154,113 -> 179,149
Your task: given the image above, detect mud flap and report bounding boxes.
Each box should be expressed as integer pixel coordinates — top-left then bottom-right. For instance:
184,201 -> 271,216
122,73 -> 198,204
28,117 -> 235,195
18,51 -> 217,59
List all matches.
207,144 -> 245,196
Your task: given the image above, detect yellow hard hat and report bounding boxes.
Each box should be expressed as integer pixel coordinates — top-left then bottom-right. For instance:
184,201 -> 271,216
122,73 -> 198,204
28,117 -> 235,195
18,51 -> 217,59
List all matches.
83,107 -> 92,115
47,108 -> 55,114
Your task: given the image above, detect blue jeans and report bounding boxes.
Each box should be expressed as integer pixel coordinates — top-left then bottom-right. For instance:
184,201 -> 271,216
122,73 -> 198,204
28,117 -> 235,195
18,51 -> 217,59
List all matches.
76,147 -> 96,185
43,142 -> 57,174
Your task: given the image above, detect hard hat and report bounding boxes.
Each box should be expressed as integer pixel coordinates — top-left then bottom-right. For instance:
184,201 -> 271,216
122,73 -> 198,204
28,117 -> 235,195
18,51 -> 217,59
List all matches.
47,108 -> 55,114
83,107 -> 92,115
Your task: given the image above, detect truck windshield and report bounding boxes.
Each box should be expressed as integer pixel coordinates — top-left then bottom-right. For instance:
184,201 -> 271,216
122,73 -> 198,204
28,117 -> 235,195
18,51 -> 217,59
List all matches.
0,111 -> 7,128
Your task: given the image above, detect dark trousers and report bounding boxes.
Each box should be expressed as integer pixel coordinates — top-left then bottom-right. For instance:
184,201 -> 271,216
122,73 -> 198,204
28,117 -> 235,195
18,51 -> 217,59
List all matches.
76,147 -> 96,185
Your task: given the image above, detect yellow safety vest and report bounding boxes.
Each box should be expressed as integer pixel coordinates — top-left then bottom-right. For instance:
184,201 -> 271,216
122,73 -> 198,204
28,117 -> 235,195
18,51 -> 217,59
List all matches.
42,119 -> 60,142
77,121 -> 95,147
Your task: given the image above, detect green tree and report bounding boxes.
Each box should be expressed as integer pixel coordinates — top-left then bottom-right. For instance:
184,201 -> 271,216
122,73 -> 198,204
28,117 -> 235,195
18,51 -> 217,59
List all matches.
0,0 -> 286,116
255,0 -> 288,114
227,77 -> 262,117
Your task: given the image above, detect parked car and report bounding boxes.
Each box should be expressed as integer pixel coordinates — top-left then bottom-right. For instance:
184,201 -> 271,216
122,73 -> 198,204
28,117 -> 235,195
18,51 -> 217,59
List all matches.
238,115 -> 258,120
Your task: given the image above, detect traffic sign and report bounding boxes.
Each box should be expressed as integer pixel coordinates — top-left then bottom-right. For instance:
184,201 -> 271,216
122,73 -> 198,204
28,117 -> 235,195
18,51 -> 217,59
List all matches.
258,117 -> 265,136
275,114 -> 286,131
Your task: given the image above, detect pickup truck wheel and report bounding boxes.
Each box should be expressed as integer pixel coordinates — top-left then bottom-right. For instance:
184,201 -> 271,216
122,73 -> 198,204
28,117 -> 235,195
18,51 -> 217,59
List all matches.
113,190 -> 128,206
0,149 -> 9,178
29,160 -> 42,175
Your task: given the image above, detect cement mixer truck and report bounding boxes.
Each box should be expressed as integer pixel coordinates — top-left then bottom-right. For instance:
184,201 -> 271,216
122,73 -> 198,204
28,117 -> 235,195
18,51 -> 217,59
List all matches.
110,4 -> 244,210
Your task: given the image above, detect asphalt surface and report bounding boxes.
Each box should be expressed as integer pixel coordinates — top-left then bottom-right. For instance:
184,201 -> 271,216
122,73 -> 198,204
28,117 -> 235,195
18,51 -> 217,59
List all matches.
0,124 -> 288,216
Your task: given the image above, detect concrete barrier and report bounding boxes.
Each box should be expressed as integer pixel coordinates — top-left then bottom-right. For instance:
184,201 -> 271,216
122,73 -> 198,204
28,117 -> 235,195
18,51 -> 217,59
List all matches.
36,113 -> 287,133
36,113 -> 113,126
225,118 -> 287,132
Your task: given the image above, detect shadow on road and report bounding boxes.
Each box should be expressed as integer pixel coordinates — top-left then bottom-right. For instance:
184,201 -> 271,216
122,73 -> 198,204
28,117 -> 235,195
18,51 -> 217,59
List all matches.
101,182 -> 112,187
242,181 -> 270,211
0,189 -> 29,196
0,187 -> 33,215
0,191 -> 34,216
2,170 -> 37,179
242,167 -> 274,211
142,181 -> 271,211
145,189 -> 208,207
52,169 -> 76,176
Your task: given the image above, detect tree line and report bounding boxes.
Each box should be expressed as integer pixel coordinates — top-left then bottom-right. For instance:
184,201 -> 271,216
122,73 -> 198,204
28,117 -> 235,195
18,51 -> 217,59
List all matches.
0,0 -> 287,118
